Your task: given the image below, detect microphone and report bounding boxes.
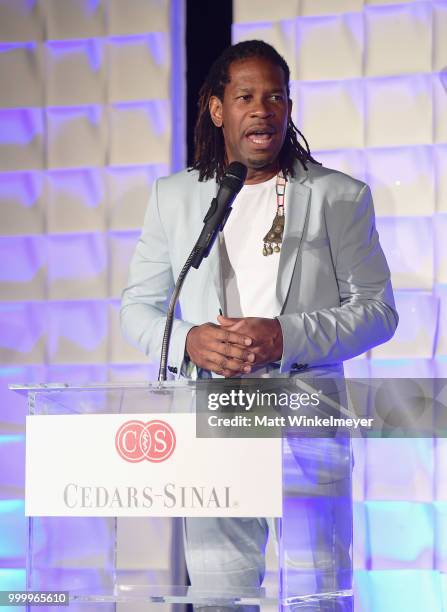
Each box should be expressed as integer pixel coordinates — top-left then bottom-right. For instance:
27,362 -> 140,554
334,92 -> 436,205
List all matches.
190,161 -> 247,269
158,161 -> 247,381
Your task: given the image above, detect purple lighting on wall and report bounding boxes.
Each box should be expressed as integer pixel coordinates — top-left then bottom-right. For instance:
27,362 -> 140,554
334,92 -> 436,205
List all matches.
47,169 -> 104,209
440,68 -> 447,93
86,0 -> 101,13
0,109 -> 43,146
47,301 -> 107,354
0,236 -> 45,282
0,42 -> 37,54
47,234 -> 107,282
46,105 -> 103,128
0,172 -> 43,208
108,33 -> 168,67
111,100 -> 170,136
46,39 -> 103,73
0,302 -> 45,353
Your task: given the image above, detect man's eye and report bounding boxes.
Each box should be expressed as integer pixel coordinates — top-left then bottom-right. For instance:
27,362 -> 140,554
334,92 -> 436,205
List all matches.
271,95 -> 284,101
237,95 -> 251,101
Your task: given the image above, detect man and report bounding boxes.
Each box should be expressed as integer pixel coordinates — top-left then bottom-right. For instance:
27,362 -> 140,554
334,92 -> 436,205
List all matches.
121,41 -> 398,611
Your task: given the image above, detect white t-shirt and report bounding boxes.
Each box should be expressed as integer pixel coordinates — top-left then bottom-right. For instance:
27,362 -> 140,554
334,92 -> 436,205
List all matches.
220,175 -> 281,318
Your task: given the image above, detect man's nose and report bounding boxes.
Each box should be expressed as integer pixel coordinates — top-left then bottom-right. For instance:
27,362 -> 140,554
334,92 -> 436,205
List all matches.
249,100 -> 274,117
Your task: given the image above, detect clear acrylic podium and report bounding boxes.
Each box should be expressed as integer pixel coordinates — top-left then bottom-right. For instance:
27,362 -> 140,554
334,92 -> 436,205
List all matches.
15,381 -> 353,611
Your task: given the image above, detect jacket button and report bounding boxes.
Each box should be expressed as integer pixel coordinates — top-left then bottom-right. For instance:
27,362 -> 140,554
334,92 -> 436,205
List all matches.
167,366 -> 178,374
291,363 -> 308,371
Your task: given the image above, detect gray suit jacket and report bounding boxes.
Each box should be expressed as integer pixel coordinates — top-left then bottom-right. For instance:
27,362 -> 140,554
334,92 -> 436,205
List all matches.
121,161 -> 398,378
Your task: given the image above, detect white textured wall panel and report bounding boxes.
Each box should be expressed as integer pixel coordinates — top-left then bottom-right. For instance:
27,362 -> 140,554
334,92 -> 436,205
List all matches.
47,234 -> 108,300
46,40 -> 106,106
106,165 -> 165,230
0,172 -> 45,235
108,0 -> 170,34
435,215 -> 447,284
46,301 -> 108,364
435,287 -> 447,356
0,303 -> 46,365
107,34 -> 170,102
365,439 -> 434,502
371,292 -> 437,359
46,169 -> 106,234
316,149 -> 366,183
365,76 -> 432,148
296,80 -> 364,149
0,43 -> 44,108
108,102 -> 171,165
366,147 -> 435,217
46,106 -> 107,169
0,109 -> 44,171
377,217 -> 434,289
233,20 -> 298,80
436,146 -> 447,213
434,502 -> 447,571
109,231 -> 140,299
369,358 -> 435,378
300,0 -> 364,15
433,2 -> 447,72
366,501 -> 434,569
0,236 -> 46,301
365,0 -> 426,5
108,301 -> 149,364
0,0 -> 181,379
0,1 -> 44,42
45,0 -> 106,40
353,502 -> 367,570
435,441 -> 447,501
234,0 -> 299,23
0,0 -> 183,585
297,14 -> 363,81
108,364 -> 153,381
434,76 -> 447,144
364,4 -> 432,76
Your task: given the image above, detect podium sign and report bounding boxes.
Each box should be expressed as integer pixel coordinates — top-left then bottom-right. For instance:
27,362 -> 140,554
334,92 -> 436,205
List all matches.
13,382 -> 353,609
26,413 -> 282,517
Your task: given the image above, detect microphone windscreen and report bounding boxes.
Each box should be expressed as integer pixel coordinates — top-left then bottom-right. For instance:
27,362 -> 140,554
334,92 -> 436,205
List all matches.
222,162 -> 247,191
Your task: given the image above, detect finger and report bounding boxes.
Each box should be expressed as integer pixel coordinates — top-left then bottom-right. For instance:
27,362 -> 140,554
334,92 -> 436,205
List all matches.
205,351 -> 253,375
215,327 -> 253,346
217,315 -> 243,326
249,348 -> 270,367
212,366 -> 239,378
220,319 -> 247,334
220,324 -> 247,336
213,340 -> 255,363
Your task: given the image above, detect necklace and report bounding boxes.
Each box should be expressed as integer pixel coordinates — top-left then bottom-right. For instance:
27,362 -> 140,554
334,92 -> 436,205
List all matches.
262,172 -> 286,256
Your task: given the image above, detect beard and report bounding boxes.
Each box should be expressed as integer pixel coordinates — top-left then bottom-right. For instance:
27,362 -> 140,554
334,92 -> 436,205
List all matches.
246,155 -> 277,169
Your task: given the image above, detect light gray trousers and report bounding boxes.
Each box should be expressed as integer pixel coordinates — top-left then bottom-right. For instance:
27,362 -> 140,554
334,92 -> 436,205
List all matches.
184,438 -> 353,612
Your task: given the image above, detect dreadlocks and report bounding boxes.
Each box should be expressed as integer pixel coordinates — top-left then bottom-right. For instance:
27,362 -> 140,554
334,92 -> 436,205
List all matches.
191,40 -> 320,182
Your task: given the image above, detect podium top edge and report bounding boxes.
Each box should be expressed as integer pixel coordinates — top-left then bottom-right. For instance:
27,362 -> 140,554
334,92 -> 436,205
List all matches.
8,381 -> 196,394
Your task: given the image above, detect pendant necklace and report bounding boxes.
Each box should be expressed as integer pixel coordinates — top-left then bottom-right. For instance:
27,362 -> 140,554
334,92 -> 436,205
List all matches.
262,172 -> 286,256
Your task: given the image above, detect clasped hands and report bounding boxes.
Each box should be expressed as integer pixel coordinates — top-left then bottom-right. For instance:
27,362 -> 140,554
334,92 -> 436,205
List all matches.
185,315 -> 283,378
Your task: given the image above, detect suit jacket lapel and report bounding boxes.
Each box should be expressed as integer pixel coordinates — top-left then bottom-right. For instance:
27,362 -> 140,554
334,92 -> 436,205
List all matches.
199,178 -> 224,309
276,169 -> 310,313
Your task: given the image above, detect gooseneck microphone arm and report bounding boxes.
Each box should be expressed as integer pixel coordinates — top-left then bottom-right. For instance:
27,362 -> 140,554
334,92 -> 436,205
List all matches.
158,162 -> 247,382
157,247 -> 197,383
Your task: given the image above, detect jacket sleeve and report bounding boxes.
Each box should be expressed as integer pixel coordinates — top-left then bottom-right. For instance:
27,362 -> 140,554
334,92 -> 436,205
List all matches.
120,179 -> 195,378
277,184 -> 398,372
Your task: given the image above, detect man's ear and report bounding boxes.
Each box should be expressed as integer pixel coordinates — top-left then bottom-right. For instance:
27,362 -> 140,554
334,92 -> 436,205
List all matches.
288,97 -> 293,122
209,96 -> 223,128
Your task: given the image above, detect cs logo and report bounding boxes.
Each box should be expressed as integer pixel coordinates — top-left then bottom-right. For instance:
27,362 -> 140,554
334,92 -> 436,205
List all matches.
115,420 -> 176,463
